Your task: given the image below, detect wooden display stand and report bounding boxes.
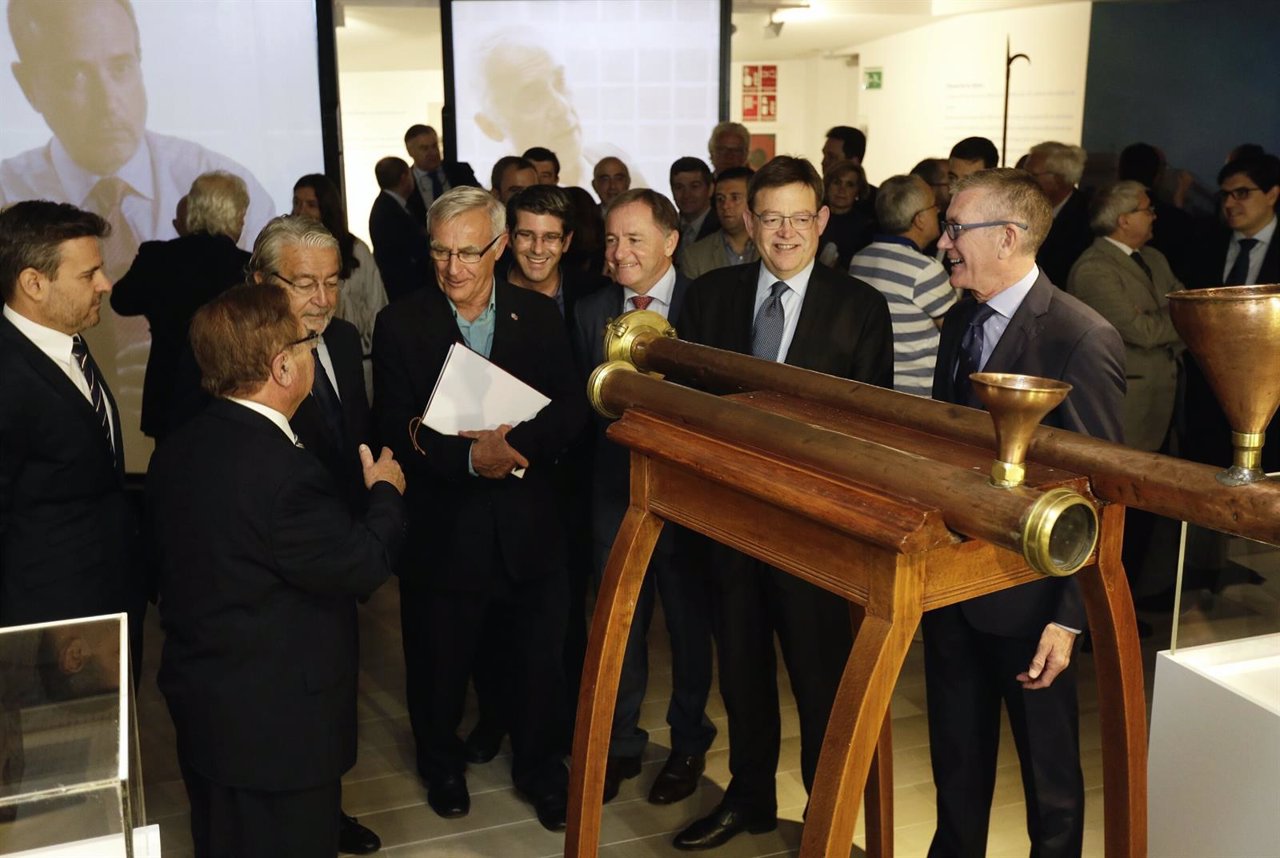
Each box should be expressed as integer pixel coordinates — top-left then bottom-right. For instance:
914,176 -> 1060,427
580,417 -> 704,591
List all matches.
564,387 -> 1148,858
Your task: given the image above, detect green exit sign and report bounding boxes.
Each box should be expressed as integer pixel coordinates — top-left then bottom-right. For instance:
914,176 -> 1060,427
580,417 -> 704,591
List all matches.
864,68 -> 883,90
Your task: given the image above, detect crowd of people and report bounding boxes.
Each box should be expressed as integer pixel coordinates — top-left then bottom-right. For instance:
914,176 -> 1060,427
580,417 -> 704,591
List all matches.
2,92 -> 1277,858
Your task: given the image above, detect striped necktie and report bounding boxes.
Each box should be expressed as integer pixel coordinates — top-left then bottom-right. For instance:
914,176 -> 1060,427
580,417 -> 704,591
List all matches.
71,334 -> 116,462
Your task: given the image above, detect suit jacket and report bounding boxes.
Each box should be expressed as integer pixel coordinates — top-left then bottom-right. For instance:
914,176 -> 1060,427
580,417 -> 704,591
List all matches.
290,318 -> 371,508
110,232 -> 250,439
497,260 -> 609,336
677,260 -> 894,387
1036,190 -> 1094,288
149,399 -> 403,791
372,280 -> 588,592
368,191 -> 432,302
1067,238 -> 1183,451
933,273 -> 1125,636
1188,225 -> 1280,289
405,161 -> 480,225
572,273 -> 691,552
0,316 -> 136,626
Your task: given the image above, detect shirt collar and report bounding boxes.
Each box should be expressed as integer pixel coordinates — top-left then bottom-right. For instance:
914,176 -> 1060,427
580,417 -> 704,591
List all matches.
384,188 -> 411,209
1103,236 -> 1139,255
50,134 -> 155,207
3,303 -> 76,366
624,263 -> 677,308
1051,189 -> 1073,219
985,264 -> 1040,319
872,234 -> 920,251
755,258 -> 816,301
226,397 -> 298,445
1234,214 -> 1277,246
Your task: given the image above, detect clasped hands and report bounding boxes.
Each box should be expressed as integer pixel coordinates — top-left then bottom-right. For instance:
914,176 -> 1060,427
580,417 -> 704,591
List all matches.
460,424 -> 529,479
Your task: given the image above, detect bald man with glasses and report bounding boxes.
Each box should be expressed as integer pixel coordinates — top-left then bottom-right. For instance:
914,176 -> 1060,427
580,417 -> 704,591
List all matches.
372,187 -> 587,832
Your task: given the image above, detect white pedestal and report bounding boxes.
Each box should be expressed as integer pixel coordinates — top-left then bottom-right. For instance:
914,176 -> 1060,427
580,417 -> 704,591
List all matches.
1148,633 -> 1280,858
4,824 -> 161,857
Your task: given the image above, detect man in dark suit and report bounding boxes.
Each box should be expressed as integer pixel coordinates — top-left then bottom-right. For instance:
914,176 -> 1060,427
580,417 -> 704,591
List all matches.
672,157 -> 894,850
403,124 -> 480,225
245,216 -> 383,854
368,156 -> 433,303
148,282 -> 406,858
372,187 -> 587,831
0,201 -> 138,632
111,171 -> 251,441
1025,142 -> 1094,287
572,188 -> 714,808
929,168 -> 1124,858
670,157 -> 720,276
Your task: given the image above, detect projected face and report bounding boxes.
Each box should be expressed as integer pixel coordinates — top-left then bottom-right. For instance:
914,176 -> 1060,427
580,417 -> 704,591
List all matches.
474,43 -> 583,167
12,0 -> 148,177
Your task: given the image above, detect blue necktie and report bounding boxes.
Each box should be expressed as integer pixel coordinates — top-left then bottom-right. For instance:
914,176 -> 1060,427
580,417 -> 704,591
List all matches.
954,303 -> 996,405
752,281 -> 787,360
1225,238 -> 1258,286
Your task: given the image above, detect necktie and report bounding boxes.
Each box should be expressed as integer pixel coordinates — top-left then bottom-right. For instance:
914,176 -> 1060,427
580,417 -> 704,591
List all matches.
752,281 -> 787,360
1130,251 -> 1153,282
84,176 -> 139,282
954,303 -> 996,405
1225,238 -> 1259,286
71,335 -> 116,462
310,347 -> 346,444
431,170 -> 445,199
631,295 -> 654,311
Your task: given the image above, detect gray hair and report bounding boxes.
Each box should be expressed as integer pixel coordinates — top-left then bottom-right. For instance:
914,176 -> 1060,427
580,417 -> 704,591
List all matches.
247,215 -> 338,278
1029,141 -> 1087,187
875,175 -> 933,235
953,168 -> 1053,255
429,186 -> 505,238
708,121 -> 750,156
1088,180 -> 1148,236
184,171 -> 249,240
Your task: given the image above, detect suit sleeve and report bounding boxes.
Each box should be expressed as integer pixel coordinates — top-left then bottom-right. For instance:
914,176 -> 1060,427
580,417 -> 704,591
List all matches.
109,243 -> 162,316
268,456 -> 404,598
850,285 -> 895,388
1066,256 -> 1182,350
1059,321 -> 1127,444
504,298 -> 589,466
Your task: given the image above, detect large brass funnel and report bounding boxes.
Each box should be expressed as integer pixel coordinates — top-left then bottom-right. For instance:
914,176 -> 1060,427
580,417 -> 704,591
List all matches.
970,372 -> 1072,488
1168,285 -> 1280,486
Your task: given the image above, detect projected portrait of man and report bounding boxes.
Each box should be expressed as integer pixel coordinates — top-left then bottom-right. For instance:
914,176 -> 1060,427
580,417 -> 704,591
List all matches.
470,30 -> 643,190
0,0 -> 275,465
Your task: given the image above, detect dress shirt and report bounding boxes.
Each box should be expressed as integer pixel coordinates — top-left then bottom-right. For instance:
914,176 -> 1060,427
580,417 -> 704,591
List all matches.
3,304 -> 115,439
449,282 -> 497,360
722,234 -> 758,268
226,397 -> 299,445
412,166 -> 443,209
623,265 -> 678,320
976,264 -> 1040,369
1222,216 -> 1276,285
752,259 -> 815,362
1103,236 -> 1139,255
681,208 -> 711,246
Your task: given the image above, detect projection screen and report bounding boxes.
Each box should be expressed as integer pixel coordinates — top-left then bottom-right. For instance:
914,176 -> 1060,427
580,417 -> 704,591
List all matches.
0,0 -> 328,471
443,0 -> 727,194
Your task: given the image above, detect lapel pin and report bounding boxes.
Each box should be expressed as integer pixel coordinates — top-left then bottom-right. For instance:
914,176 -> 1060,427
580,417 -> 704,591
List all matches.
511,312 -> 519,321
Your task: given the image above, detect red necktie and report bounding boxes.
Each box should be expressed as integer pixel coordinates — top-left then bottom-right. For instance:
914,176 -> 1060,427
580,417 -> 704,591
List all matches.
631,295 -> 653,311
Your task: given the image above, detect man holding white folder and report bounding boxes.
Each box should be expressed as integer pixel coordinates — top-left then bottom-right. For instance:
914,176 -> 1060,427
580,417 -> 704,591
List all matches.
372,187 -> 587,831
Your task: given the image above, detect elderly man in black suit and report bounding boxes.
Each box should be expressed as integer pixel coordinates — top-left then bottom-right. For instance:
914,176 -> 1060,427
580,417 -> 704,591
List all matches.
148,283 -> 406,858
0,201 -> 138,631
1025,142 -> 1093,288
111,171 -> 251,441
929,168 -> 1124,858
368,156 -> 432,302
672,156 -> 894,851
372,186 -> 587,831
573,188 -> 715,808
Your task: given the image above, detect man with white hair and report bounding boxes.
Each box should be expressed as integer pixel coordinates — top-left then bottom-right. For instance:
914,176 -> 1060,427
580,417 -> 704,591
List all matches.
1024,141 -> 1093,286
707,121 -> 750,174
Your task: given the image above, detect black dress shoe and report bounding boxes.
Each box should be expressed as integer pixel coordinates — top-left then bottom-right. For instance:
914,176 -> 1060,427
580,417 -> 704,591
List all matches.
519,784 -> 568,832
463,721 -> 505,764
673,804 -> 777,851
648,752 -> 705,805
338,812 -> 381,855
426,773 -> 470,819
602,754 -> 642,803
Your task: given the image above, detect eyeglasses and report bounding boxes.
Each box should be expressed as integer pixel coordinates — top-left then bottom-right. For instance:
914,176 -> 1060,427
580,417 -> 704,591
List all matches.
271,271 -> 342,297
512,229 -> 564,247
1217,186 -> 1263,203
1128,205 -> 1157,216
753,211 -> 818,230
287,329 -> 321,349
429,233 -> 502,264
940,219 -> 1028,241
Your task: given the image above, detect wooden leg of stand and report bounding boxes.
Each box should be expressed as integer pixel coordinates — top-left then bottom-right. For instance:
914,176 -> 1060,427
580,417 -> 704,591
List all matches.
1077,503 -> 1147,858
850,604 -> 894,858
801,558 -> 921,858
564,505 -> 663,858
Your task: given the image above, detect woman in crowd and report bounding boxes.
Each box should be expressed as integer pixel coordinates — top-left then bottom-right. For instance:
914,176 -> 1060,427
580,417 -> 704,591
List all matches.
818,159 -> 875,272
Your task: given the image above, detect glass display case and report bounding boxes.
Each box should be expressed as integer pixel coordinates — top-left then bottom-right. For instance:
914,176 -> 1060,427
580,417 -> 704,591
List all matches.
0,614 -> 153,857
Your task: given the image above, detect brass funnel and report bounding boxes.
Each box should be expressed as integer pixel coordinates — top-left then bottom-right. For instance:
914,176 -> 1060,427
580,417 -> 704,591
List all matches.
970,373 -> 1072,487
1168,284 -> 1280,486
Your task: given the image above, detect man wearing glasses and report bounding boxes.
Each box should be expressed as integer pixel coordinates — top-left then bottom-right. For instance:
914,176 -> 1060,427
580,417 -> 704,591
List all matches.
929,168 -> 1123,858
372,187 -> 587,832
673,156 -> 893,850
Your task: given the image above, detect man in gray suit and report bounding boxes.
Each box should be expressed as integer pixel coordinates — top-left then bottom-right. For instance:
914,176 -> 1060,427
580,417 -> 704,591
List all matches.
571,189 -> 714,808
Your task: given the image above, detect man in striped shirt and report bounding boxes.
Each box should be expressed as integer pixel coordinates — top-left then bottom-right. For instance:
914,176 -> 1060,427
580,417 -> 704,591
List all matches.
849,174 -> 956,396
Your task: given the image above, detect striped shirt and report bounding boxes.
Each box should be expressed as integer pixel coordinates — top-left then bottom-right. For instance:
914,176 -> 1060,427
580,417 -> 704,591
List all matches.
850,239 -> 957,396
